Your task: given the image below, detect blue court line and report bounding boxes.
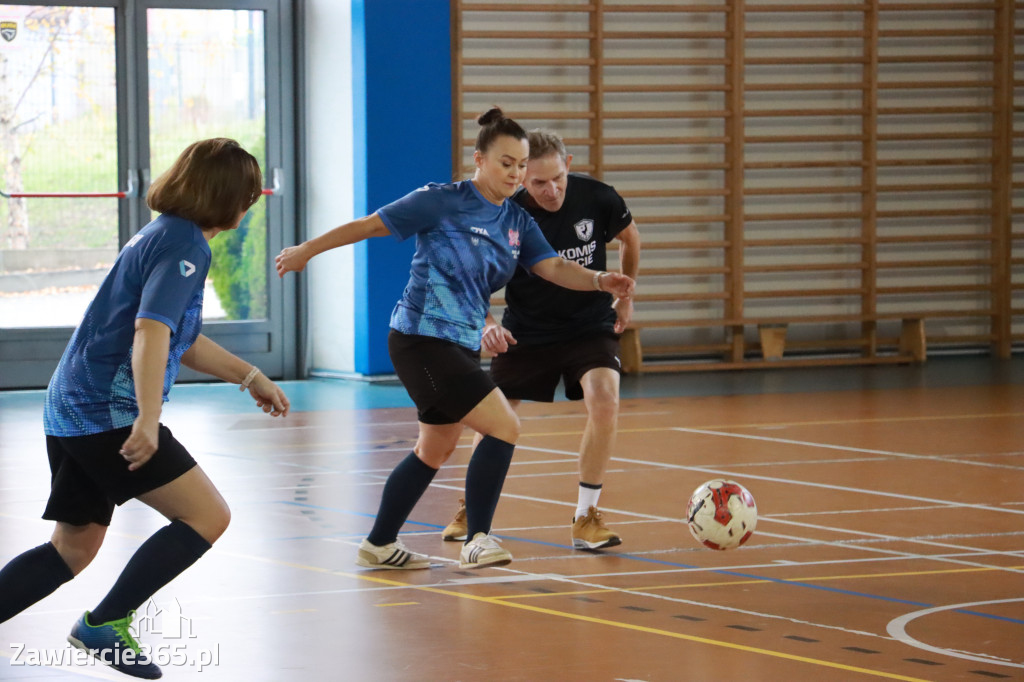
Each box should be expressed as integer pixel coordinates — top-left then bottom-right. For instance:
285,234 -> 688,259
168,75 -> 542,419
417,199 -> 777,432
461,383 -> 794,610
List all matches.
272,500 -> 1024,626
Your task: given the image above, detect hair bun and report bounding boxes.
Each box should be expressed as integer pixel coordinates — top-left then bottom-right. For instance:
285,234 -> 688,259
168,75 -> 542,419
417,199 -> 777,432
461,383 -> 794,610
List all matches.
477,107 -> 505,126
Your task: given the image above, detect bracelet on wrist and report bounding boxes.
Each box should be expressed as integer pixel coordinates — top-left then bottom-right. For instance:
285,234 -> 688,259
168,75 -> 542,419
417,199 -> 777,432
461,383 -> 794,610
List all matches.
592,271 -> 608,291
240,366 -> 261,391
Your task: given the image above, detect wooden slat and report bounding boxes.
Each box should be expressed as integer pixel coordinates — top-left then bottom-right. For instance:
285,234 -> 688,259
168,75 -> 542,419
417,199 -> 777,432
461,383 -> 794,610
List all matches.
744,159 -> 867,169
618,188 -> 730,198
462,84 -> 596,93
878,2 -> 997,9
603,3 -> 732,11
745,3 -> 871,11
877,181 -> 994,192
745,82 -> 867,92
461,3 -> 596,10
877,258 -> 995,268
878,80 -> 996,89
462,30 -> 595,39
603,31 -> 731,39
462,58 -> 596,66
745,262 -> 869,273
745,30 -> 867,38
744,210 -> 866,221
744,185 -> 867,195
602,110 -> 732,119
641,266 -> 731,276
745,107 -> 867,117
460,110 -> 596,120
743,287 -> 867,299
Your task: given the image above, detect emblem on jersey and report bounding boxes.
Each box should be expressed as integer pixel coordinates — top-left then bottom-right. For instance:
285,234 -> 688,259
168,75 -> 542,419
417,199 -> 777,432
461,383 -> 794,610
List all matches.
574,219 -> 594,242
508,229 -> 520,247
179,260 -> 196,277
0,21 -> 16,42
125,233 -> 146,248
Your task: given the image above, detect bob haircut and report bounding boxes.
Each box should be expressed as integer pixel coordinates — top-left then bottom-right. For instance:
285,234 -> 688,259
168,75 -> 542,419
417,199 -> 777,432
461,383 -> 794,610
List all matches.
147,138 -> 263,229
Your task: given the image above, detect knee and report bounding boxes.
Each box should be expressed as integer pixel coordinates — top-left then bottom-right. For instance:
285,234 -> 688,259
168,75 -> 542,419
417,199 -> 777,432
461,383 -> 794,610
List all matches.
50,528 -> 104,576
493,411 -> 520,444
588,390 -> 620,424
183,501 -> 231,545
414,443 -> 456,469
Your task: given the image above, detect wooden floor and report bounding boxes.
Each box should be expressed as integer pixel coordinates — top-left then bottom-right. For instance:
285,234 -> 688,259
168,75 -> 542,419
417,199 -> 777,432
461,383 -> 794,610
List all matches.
1,356 -> 1022,681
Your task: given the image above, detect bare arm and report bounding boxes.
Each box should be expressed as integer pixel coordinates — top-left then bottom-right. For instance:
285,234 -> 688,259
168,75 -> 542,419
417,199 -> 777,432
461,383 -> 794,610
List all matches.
119,318 -> 171,471
530,256 -> 635,300
181,334 -> 289,417
276,213 -> 390,277
612,220 -> 641,333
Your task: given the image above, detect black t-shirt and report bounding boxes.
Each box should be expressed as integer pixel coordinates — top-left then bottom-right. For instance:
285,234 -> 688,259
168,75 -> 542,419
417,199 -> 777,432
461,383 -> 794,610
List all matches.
501,173 -> 633,345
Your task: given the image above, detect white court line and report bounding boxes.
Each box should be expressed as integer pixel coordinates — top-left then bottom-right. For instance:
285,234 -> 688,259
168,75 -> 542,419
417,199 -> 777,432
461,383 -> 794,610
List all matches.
887,598 -> 1024,668
673,426 -> 1024,472
612,441 -> 1024,518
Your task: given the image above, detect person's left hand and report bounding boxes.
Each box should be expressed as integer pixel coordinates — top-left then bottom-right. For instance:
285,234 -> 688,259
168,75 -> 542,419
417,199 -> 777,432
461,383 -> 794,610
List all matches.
481,322 -> 517,355
245,374 -> 291,417
613,296 -> 633,334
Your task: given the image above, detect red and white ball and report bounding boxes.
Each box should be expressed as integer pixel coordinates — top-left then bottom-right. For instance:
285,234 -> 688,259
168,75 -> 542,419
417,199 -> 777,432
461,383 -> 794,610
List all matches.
685,479 -> 757,550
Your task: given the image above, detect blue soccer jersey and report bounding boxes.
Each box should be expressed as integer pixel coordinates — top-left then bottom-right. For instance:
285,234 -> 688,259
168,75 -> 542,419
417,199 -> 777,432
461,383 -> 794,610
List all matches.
43,215 -> 212,436
378,180 -> 556,350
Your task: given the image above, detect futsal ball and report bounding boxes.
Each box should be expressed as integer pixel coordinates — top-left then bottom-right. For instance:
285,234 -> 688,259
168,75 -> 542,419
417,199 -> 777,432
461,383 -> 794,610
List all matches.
685,479 -> 757,550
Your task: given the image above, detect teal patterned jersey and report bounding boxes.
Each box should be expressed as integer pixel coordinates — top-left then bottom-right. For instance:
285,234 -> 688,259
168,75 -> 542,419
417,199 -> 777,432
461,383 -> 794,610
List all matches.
379,180 -> 556,351
43,215 -> 210,436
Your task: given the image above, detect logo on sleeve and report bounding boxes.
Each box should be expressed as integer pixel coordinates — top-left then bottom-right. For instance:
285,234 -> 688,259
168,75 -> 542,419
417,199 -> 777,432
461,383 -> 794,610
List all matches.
179,260 -> 196,277
574,219 -> 594,242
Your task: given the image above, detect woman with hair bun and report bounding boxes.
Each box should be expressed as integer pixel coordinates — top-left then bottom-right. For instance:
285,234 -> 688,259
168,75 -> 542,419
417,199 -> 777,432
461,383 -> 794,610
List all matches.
276,107 -> 634,570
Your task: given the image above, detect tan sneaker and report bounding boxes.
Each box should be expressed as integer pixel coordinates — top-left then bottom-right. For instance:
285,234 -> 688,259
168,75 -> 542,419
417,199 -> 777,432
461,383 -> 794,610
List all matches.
459,532 -> 512,569
441,498 -> 468,542
572,507 -> 622,550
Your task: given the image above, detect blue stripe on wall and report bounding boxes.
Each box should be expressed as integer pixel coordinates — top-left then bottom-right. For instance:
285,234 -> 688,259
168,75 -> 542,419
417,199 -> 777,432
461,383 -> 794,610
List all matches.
351,0 -> 452,374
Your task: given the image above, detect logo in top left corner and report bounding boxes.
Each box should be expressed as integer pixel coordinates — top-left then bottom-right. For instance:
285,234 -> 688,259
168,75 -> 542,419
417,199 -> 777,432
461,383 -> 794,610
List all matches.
1,21 -> 17,42
179,260 -> 196,277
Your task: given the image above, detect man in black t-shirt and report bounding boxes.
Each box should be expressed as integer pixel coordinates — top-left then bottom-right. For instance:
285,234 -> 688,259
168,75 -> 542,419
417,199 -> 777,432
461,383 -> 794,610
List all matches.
443,130 -> 641,550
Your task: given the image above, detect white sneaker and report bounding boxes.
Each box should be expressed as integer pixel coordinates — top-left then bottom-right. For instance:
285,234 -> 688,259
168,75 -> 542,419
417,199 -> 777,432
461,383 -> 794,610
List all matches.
459,532 -> 512,569
355,538 -> 430,570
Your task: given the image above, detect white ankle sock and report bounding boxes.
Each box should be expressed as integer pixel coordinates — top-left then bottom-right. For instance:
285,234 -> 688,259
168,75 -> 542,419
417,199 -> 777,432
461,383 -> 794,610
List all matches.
575,484 -> 602,521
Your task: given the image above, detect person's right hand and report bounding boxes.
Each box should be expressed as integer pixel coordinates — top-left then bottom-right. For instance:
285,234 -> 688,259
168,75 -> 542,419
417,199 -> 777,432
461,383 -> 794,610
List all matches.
120,417 -> 160,471
481,323 -> 517,355
275,244 -> 311,277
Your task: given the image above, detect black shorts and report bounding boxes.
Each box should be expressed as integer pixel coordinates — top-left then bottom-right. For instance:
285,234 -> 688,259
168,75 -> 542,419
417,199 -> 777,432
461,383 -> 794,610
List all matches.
43,424 -> 198,527
388,330 -> 498,425
489,332 -> 622,402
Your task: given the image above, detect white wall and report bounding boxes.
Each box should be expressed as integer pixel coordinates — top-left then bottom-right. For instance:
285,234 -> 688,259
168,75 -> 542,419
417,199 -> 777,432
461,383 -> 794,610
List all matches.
304,0 -> 355,374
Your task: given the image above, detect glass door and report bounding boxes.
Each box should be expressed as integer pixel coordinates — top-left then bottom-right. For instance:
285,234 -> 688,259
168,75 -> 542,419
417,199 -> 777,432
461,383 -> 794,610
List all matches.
0,0 -> 296,388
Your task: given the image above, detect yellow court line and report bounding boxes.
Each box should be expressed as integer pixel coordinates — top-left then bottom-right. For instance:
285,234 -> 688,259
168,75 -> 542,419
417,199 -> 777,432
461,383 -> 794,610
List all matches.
216,549 -> 932,682
338,571 -> 933,682
493,564 -> 1024,600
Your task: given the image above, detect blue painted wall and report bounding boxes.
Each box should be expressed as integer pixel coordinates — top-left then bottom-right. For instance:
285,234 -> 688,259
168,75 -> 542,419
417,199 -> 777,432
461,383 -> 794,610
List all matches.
351,0 -> 453,374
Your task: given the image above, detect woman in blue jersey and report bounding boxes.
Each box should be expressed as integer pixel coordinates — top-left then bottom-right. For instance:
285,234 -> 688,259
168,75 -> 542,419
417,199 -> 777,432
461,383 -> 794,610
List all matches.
275,108 -> 634,570
0,138 -> 290,679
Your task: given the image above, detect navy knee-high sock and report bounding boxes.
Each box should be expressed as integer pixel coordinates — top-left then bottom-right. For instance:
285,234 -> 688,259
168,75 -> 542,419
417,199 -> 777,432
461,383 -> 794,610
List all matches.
0,542 -> 74,624
366,453 -> 438,547
89,519 -> 211,625
464,435 -> 515,540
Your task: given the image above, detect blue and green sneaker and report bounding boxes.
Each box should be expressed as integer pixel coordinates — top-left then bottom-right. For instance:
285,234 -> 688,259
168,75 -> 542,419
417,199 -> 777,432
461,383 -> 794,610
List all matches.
67,611 -> 162,679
